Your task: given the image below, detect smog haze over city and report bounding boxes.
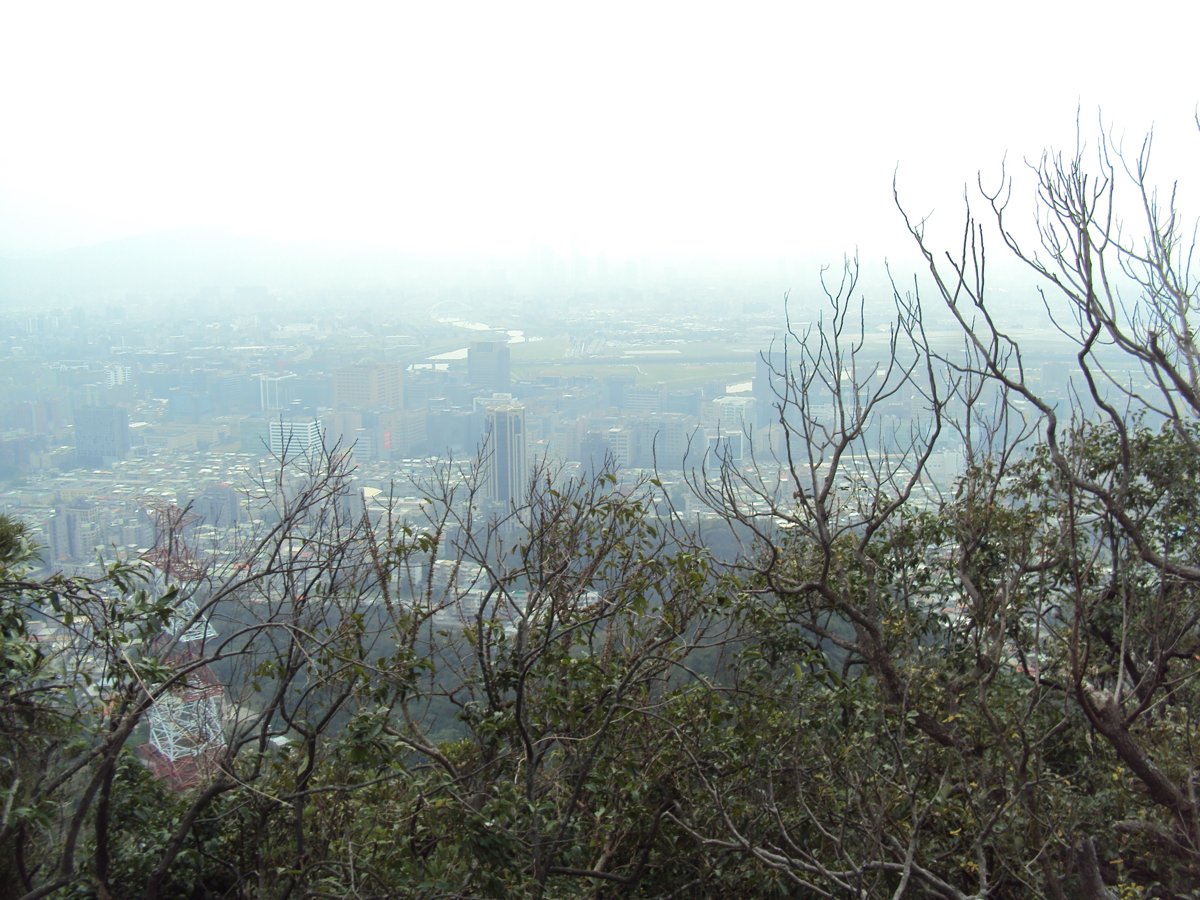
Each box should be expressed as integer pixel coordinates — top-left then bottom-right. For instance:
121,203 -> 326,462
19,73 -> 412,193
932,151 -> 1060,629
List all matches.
0,0 -> 1195,571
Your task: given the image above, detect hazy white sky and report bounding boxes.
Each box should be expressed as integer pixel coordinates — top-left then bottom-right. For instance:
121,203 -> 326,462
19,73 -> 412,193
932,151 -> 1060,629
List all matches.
0,1 -> 1195,261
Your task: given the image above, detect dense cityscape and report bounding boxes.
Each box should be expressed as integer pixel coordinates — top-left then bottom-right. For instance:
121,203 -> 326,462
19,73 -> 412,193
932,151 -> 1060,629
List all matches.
0,261 -> 1095,584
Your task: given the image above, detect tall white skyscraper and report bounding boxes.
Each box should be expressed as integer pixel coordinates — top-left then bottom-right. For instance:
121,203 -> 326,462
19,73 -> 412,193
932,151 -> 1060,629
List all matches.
269,419 -> 325,462
484,403 -> 528,507
712,395 -> 756,432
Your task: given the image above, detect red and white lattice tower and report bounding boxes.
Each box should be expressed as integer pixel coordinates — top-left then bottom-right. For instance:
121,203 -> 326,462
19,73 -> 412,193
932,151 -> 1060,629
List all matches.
139,499 -> 205,582
137,501 -> 226,789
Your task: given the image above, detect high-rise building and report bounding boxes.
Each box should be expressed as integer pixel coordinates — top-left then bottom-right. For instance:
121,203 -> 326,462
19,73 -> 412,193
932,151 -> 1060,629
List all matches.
376,408 -> 427,459
712,395 -> 756,432
484,403 -> 528,507
625,384 -> 665,416
333,364 -> 404,409
754,350 -> 788,428
260,374 -> 297,411
104,365 -> 132,389
268,419 -> 325,462
636,413 -> 692,469
605,426 -> 633,467
468,342 -> 511,392
74,406 -> 130,467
